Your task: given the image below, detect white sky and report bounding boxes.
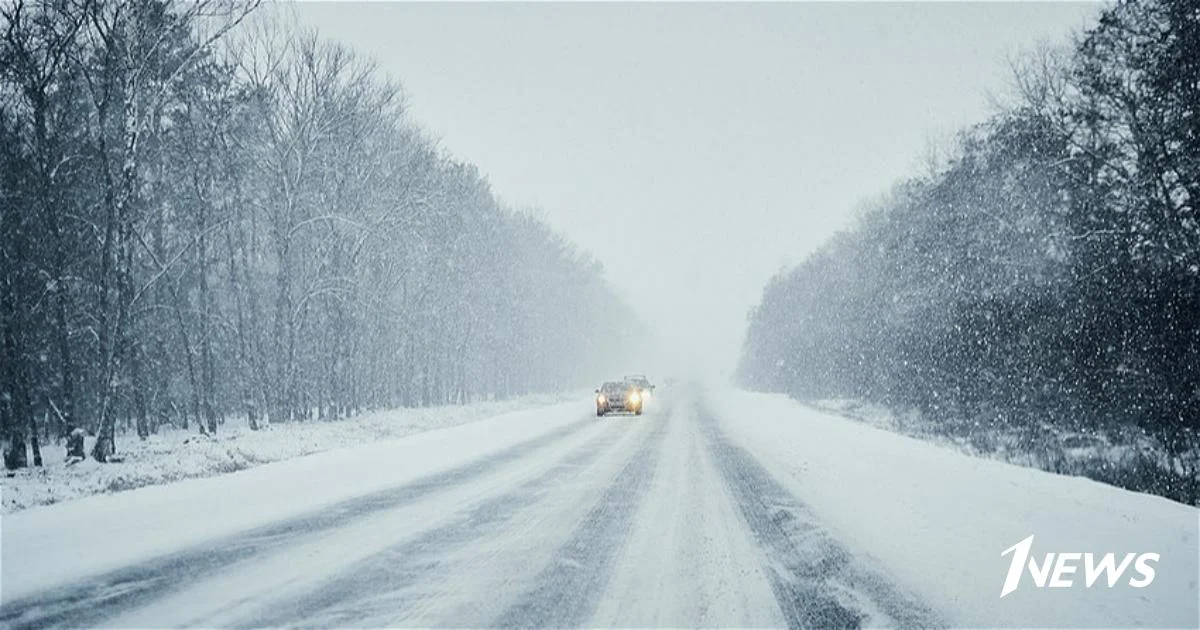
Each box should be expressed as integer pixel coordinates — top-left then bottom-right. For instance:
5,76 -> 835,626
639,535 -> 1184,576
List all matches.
291,1 -> 1102,378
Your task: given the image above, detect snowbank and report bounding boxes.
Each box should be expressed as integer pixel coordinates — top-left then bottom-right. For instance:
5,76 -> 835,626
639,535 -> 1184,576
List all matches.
0,393 -> 575,515
710,389 -> 1199,628
810,398 -> 1197,506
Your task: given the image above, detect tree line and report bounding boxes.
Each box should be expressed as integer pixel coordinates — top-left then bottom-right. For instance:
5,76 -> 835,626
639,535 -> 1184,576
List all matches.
738,0 -> 1199,503
0,0 -> 639,467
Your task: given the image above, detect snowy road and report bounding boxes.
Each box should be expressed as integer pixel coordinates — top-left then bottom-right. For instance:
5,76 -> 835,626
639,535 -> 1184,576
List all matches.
2,385 -> 1196,628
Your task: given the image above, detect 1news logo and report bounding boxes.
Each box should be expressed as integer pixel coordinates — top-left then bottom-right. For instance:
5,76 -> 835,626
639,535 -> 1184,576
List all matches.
1000,535 -> 1160,598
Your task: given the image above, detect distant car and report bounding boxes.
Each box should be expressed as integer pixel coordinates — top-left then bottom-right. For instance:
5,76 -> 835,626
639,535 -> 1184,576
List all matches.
623,374 -> 655,398
596,381 -> 643,416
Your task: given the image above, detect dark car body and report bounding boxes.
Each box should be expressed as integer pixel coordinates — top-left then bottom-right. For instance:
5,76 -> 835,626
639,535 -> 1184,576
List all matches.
596,381 -> 643,416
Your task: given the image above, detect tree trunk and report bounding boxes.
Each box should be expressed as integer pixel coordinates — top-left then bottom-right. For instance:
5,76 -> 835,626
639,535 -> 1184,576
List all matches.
198,194 -> 217,435
2,192 -> 32,469
3,324 -> 30,470
132,340 -> 150,440
29,412 -> 42,467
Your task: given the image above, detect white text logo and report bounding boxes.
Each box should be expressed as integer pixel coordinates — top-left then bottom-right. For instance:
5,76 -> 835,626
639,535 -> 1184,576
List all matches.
999,535 -> 1159,598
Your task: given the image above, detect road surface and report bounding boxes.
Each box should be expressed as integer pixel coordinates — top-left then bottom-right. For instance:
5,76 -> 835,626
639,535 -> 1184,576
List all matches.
0,386 -> 937,629
3,385 -> 1196,628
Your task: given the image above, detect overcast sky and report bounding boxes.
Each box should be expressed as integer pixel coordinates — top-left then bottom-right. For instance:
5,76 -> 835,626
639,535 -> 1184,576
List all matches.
291,1 -> 1102,378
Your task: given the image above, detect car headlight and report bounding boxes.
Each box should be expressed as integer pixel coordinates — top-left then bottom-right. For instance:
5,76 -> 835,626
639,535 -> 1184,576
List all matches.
629,391 -> 640,403
597,395 -> 606,404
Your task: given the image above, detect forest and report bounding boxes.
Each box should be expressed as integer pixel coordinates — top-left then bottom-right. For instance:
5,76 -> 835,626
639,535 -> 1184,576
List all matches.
0,0 -> 639,467
738,0 -> 1200,504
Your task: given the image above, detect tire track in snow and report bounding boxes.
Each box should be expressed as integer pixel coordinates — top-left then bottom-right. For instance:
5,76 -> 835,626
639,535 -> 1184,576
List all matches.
0,416 -> 594,630
700,401 -> 941,630
492,417 -> 668,628
588,390 -> 785,628
237,418 -> 640,628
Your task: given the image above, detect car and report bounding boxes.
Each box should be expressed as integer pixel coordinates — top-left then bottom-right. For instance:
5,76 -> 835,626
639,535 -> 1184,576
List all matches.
623,374 -> 655,398
595,381 -> 643,416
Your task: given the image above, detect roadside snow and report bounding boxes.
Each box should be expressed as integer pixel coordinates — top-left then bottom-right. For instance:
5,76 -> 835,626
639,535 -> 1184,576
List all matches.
710,388 -> 1199,628
0,397 -> 588,604
810,398 -> 1189,490
0,393 -> 574,515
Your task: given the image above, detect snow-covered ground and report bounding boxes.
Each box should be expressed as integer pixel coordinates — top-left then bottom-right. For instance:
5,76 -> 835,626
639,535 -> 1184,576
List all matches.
810,397 -> 1196,502
591,393 -> 783,627
1,396 -> 594,609
712,388 -> 1199,628
2,385 -> 1196,628
0,393 -> 575,514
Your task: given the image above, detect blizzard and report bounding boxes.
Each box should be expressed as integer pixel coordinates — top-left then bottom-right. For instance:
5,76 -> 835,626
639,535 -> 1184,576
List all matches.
3,386 -> 1194,628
